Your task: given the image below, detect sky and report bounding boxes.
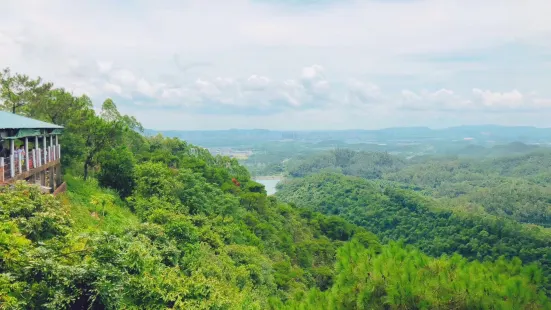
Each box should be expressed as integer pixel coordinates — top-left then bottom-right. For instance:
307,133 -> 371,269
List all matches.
1,0 -> 551,130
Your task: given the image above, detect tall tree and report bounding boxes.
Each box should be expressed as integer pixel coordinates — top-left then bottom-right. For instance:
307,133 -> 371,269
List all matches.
29,89 -> 93,126
79,100 -> 128,179
0,67 -> 52,114
100,98 -> 143,132
97,146 -> 136,198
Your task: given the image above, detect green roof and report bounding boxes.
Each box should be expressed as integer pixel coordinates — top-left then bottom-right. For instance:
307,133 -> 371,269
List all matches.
0,111 -> 63,130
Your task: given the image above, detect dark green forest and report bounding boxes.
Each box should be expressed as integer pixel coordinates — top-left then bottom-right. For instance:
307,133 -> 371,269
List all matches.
284,148 -> 551,226
2,69 -> 551,309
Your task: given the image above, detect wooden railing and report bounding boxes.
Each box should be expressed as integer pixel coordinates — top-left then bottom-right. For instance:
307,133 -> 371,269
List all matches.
0,144 -> 61,183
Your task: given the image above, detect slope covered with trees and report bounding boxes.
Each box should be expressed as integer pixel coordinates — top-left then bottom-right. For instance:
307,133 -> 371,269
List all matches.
284,149 -> 551,227
276,173 -> 551,294
287,240 -> 549,309
2,68 -> 551,308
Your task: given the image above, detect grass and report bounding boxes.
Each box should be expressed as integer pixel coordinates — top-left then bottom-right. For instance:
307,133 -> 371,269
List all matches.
59,175 -> 139,233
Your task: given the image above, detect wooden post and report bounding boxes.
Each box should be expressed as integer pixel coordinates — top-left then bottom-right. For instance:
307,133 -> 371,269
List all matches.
56,163 -> 62,186
9,139 -> 15,176
24,137 -> 29,171
35,136 -> 39,167
58,144 -> 61,160
9,155 -> 14,178
18,153 -> 22,174
43,135 -> 47,164
49,167 -> 55,192
31,149 -> 36,169
0,157 -> 4,182
49,135 -> 54,161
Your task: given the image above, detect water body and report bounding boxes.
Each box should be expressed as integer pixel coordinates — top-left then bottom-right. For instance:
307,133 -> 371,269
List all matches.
254,177 -> 282,195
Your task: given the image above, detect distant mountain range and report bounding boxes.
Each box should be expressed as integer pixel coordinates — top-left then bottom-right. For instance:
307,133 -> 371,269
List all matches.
144,125 -> 551,148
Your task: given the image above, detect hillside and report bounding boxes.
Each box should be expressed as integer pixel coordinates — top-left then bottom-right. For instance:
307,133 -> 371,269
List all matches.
2,139 -> 374,309
283,149 -> 551,227
3,150 -> 550,309
276,173 -> 551,293
2,69 -> 551,309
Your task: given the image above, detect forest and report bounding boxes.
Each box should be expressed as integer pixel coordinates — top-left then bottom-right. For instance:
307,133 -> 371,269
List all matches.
1,68 -> 551,309
283,148 -> 551,226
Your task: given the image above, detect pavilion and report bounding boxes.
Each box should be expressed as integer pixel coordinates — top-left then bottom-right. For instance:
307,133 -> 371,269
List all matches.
0,111 -> 64,193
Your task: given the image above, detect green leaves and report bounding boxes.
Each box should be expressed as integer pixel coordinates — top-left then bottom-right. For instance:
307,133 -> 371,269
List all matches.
277,172 -> 551,297
97,146 -> 136,198
289,241 -> 550,309
0,182 -> 72,241
0,67 -> 53,114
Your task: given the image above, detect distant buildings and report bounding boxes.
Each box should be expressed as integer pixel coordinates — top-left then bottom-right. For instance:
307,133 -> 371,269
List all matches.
206,148 -> 253,160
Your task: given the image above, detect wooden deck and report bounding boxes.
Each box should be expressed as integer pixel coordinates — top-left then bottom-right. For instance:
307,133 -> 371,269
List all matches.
1,159 -> 60,184
0,159 -> 62,194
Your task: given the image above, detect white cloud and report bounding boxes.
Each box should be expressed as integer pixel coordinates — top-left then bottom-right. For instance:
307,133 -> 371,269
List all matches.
243,75 -> 271,91
301,65 -> 325,80
399,88 -> 551,112
103,82 -> 122,95
110,69 -> 137,86
97,61 -> 113,74
472,89 -> 524,108
400,88 -> 470,111
1,0 -> 551,129
346,79 -> 383,106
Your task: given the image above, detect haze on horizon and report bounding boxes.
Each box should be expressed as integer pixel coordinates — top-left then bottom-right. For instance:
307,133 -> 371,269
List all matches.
1,0 -> 550,130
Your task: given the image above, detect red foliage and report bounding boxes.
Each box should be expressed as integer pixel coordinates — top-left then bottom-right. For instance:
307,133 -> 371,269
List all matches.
232,178 -> 241,187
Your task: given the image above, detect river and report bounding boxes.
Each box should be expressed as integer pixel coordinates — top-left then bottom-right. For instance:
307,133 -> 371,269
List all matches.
254,177 -> 283,195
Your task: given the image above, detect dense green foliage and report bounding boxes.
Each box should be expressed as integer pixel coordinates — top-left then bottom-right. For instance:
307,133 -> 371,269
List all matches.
1,146 -> 373,308
287,149 -> 405,179
2,68 -> 551,308
277,173 -> 551,293
287,240 -> 549,309
284,149 -> 551,227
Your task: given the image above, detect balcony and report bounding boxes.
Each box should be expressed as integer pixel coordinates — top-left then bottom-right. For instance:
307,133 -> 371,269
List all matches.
1,144 -> 61,186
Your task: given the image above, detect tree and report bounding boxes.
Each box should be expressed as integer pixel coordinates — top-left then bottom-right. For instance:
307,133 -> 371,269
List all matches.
101,98 -> 143,132
0,67 -> 52,114
97,146 -> 136,198
29,89 -> 93,126
72,99 -> 141,180
83,116 -> 120,179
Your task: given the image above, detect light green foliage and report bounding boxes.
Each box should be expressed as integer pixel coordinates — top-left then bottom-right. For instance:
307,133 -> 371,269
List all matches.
63,175 -> 139,233
0,181 -> 71,241
287,241 -> 550,309
0,171 -> 369,308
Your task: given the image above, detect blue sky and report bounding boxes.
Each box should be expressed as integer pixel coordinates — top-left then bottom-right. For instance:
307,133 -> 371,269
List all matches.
1,0 -> 550,130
